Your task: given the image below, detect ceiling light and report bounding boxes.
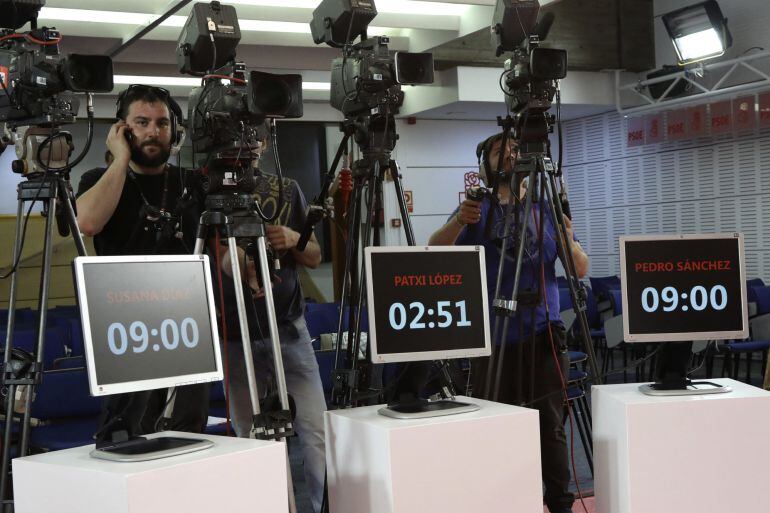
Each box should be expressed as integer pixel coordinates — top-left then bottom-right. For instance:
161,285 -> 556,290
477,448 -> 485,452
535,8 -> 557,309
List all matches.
113,74 -> 329,91
221,0 -> 469,16
662,0 -> 732,66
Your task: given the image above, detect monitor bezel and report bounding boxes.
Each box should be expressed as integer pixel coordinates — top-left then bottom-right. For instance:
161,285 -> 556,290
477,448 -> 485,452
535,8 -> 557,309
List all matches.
364,245 -> 492,364
73,254 -> 224,396
619,233 -> 749,343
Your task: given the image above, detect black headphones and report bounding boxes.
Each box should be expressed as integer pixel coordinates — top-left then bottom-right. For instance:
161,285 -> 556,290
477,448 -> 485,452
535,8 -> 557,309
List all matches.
476,133 -> 505,188
115,85 -> 186,155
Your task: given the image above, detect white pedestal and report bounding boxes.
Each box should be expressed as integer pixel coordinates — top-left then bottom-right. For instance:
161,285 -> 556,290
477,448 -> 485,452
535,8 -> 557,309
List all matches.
13,432 -> 288,513
593,378 -> 770,513
325,397 -> 542,513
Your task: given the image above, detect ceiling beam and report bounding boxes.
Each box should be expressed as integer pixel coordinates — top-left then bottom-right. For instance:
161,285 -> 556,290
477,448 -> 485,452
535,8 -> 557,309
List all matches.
105,0 -> 192,58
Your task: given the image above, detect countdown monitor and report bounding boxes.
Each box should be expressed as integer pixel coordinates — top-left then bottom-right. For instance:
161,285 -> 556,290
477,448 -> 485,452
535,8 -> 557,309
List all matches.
365,246 -> 491,364
74,255 -> 223,462
74,255 -> 224,397
364,246 -> 491,419
619,233 -> 748,396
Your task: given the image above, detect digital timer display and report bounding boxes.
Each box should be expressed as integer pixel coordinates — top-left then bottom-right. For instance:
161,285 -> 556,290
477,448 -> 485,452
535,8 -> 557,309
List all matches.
620,234 -> 748,342
74,255 -> 223,395
365,246 -> 491,363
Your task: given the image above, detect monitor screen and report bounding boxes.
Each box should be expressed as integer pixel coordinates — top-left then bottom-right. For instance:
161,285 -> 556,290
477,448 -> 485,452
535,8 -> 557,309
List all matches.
620,233 -> 749,342
73,255 -> 223,396
365,246 -> 491,363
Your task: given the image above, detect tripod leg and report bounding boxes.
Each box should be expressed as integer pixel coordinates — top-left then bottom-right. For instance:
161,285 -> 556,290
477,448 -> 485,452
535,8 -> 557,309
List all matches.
390,160 -> 415,246
333,183 -> 360,369
225,236 -> 264,427
0,194 -> 27,506
349,164 -> 381,404
18,195 -> 57,457
492,168 -> 538,402
543,167 -> 602,384
252,235 -> 298,513
58,179 -> 87,257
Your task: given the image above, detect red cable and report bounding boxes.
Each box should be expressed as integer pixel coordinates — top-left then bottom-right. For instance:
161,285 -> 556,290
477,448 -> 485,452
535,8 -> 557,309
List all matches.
0,33 -> 61,45
214,231 -> 232,436
532,208 -> 590,513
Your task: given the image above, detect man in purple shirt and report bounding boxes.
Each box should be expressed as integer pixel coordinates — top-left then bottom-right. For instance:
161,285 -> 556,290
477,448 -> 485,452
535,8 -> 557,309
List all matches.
429,133 -> 589,513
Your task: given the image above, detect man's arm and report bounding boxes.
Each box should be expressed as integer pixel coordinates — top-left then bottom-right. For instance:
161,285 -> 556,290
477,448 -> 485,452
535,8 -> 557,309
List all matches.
267,225 -> 322,269
76,121 -> 132,236
558,216 -> 589,279
428,199 -> 482,246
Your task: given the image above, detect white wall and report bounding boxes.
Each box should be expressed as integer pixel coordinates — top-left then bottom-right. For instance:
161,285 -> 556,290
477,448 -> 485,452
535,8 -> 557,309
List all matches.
385,118 -> 500,245
560,110 -> 770,280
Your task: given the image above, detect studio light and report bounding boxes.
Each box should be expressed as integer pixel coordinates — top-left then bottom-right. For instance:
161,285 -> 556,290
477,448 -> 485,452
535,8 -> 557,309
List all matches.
662,0 -> 732,66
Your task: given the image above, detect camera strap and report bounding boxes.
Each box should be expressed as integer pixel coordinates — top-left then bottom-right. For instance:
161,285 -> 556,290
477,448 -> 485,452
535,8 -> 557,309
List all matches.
127,165 -> 170,221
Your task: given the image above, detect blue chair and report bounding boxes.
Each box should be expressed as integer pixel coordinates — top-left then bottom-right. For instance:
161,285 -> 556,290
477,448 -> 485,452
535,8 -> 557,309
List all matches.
589,276 -> 621,301
608,290 -> 623,315
720,285 -> 770,384
305,302 -> 341,350
28,367 -> 103,451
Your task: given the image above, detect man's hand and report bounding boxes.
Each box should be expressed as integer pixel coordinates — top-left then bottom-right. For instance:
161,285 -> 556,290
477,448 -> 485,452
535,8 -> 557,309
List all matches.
457,199 -> 482,225
563,215 -> 575,246
106,120 -> 132,165
266,225 -> 299,251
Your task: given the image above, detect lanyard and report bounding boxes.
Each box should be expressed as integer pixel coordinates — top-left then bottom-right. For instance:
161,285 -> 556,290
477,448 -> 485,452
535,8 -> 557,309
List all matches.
127,165 -> 170,218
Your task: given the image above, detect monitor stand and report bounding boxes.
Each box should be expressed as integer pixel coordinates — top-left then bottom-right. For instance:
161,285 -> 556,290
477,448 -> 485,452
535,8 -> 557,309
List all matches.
378,397 -> 480,419
638,342 -> 732,397
90,430 -> 213,463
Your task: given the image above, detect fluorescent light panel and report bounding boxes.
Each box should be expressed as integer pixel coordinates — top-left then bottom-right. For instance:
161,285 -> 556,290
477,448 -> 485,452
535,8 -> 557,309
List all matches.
39,8 -> 395,35
113,75 -> 330,90
674,28 -> 725,62
209,0 -> 469,16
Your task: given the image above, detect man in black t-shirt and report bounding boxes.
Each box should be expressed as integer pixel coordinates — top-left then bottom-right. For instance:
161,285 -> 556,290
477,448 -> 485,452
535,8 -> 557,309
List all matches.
77,85 -> 208,442
220,170 -> 326,513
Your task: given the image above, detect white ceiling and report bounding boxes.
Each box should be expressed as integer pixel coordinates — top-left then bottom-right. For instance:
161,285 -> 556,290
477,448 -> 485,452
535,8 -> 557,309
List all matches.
21,0 -> 614,121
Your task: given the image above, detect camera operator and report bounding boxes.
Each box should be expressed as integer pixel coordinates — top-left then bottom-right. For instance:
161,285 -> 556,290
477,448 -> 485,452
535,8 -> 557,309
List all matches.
76,85 -> 209,441
428,133 -> 588,513
219,139 -> 326,513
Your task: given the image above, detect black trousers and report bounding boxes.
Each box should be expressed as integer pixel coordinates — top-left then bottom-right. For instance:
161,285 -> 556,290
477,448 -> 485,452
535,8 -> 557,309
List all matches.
473,324 -> 574,512
96,383 -> 210,443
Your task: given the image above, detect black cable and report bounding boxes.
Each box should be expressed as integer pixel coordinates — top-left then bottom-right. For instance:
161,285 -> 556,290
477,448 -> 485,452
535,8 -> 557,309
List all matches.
253,120 -> 285,223
557,88 -> 564,177
340,10 -> 357,98
153,387 -> 179,432
92,394 -> 139,441
208,33 -> 217,74
1,124 -> 55,280
518,344 -> 664,408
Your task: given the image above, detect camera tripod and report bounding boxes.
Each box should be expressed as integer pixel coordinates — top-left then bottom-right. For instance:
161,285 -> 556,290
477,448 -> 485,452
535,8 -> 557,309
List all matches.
1,169 -> 87,511
162,189 -> 297,513
481,114 -> 601,405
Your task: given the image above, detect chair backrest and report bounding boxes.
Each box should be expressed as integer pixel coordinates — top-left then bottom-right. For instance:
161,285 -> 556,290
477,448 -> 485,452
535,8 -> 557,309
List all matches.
30,368 -> 102,420
752,286 -> 770,316
747,278 -> 765,291
604,315 -> 625,349
589,276 -> 621,299
558,288 -> 573,313
560,309 -> 577,333
609,289 -> 623,315
304,303 -> 341,338
584,286 -> 601,328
